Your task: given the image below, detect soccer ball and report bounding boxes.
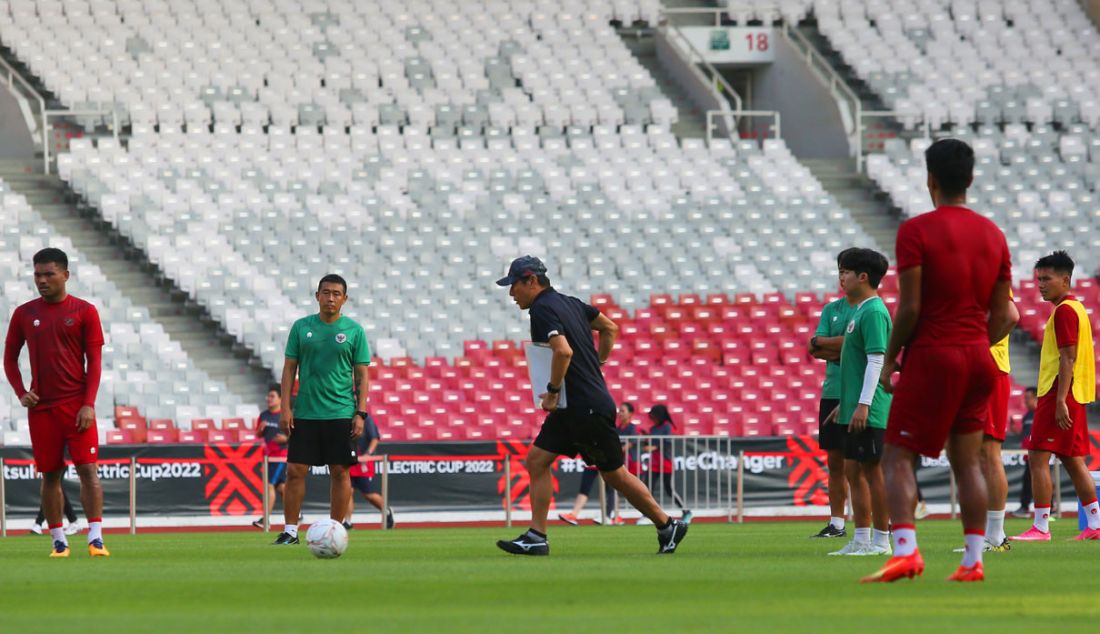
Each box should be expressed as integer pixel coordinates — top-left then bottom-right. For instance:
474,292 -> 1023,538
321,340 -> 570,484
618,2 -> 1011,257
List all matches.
305,519 -> 349,559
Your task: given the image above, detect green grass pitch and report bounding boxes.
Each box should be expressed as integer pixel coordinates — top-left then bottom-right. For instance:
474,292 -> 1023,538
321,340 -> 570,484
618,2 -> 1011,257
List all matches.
1,519 -> 1098,633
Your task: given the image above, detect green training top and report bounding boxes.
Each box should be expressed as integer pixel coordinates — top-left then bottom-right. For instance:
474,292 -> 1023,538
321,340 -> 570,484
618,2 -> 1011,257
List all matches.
815,298 -> 856,400
837,296 -> 892,429
285,314 -> 371,420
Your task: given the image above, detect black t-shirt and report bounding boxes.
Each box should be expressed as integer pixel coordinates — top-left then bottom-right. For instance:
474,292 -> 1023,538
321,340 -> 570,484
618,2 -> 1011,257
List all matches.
355,413 -> 381,455
259,410 -> 281,443
528,288 -> 616,417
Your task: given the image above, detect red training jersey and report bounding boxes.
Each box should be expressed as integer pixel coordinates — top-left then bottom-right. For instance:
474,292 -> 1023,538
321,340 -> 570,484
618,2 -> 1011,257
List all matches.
4,295 -> 105,409
895,206 -> 1011,348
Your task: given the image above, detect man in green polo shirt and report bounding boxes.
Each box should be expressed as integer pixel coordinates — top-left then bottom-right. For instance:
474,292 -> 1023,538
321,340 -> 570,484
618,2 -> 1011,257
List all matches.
808,249 -> 857,539
827,248 -> 893,557
273,273 -> 372,545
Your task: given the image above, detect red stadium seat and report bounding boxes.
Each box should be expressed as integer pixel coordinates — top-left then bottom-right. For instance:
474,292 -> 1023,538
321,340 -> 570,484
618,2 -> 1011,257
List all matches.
207,430 -> 233,443
147,429 -> 179,444
463,427 -> 487,441
116,415 -> 147,429
149,418 -> 175,430
191,419 -> 216,432
221,417 -> 247,431
114,405 -> 140,419
106,430 -> 134,444
117,418 -> 147,443
178,430 -> 207,443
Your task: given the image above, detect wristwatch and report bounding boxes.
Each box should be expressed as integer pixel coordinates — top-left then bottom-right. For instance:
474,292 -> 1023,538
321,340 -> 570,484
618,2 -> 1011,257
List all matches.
546,382 -> 561,394
354,410 -> 369,420
810,336 -> 819,349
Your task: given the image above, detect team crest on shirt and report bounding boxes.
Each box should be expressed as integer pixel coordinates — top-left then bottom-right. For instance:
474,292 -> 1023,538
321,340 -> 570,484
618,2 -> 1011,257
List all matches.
64,318 -> 74,326
306,331 -> 313,338
33,319 -> 40,327
846,320 -> 855,334
335,333 -> 347,344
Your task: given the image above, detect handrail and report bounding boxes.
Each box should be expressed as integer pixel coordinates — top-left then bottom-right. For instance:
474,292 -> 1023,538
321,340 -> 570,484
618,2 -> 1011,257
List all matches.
660,23 -> 743,114
779,22 -> 862,163
858,110 -> 931,172
0,53 -> 45,138
42,108 -> 119,174
706,109 -> 781,144
0,55 -> 118,174
660,5 -> 783,27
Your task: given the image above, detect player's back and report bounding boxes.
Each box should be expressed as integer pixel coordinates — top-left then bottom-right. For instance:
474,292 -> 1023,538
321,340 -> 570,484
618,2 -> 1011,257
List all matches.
896,206 -> 1010,348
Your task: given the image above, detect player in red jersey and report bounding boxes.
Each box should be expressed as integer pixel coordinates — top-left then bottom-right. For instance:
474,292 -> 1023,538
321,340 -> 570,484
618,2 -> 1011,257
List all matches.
4,248 -> 109,558
1011,251 -> 1100,542
862,140 -> 1018,583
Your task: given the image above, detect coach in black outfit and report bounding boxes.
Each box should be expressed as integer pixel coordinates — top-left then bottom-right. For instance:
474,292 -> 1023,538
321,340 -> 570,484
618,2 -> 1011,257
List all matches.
494,256 -> 688,556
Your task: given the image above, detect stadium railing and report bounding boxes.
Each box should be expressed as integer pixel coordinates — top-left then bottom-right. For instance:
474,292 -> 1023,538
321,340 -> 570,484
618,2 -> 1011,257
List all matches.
0,445 -> 1071,535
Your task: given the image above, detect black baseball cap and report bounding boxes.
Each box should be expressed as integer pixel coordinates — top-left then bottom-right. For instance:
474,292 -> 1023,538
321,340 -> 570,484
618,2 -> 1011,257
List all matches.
495,255 -> 547,286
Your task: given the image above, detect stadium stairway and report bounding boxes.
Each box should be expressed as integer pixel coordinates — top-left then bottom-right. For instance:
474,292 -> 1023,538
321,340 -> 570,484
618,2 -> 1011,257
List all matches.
618,27 -> 708,139
0,158 -> 275,402
796,14 -> 916,154
800,157 -> 900,261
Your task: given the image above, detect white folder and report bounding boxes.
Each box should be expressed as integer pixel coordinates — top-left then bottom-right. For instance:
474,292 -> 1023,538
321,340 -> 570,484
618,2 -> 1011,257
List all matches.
524,341 -> 567,409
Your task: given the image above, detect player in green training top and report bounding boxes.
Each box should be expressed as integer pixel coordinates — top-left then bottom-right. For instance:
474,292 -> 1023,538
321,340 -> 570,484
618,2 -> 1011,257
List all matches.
273,273 -> 372,546
826,248 -> 893,557
808,248 -> 857,539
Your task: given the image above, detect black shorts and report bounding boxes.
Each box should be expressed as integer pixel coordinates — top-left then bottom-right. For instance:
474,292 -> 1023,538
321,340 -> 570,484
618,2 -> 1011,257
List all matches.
534,408 -> 624,471
818,398 -> 845,451
351,475 -> 380,495
844,426 -> 886,463
286,419 -> 358,467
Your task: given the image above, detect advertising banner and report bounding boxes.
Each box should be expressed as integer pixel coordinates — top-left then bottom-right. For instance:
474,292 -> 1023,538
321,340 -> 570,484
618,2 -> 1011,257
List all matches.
3,432 -> 1099,521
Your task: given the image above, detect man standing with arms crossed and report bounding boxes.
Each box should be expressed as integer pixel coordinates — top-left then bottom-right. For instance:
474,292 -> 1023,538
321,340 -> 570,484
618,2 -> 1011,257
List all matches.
274,274 -> 371,545
495,256 -> 687,555
863,139 -> 1017,583
808,249 -> 857,540
1012,251 -> 1100,542
4,248 -> 109,557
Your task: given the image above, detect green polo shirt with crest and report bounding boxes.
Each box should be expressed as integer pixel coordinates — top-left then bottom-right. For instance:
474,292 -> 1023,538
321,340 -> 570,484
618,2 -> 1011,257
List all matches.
284,314 -> 371,419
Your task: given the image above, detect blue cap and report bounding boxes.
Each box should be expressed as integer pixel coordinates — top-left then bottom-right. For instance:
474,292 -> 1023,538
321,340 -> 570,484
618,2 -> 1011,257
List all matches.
495,255 -> 547,286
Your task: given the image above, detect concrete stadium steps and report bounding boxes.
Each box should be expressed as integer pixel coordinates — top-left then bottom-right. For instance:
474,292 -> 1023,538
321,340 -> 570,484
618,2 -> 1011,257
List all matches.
0,160 -> 275,401
800,157 -> 900,261
618,27 -> 708,139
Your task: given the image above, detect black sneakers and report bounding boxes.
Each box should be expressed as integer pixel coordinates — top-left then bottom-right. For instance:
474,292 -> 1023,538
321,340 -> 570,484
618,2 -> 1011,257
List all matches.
272,532 -> 299,545
496,531 -> 550,556
811,524 -> 847,538
657,519 -> 688,554
385,508 -> 395,529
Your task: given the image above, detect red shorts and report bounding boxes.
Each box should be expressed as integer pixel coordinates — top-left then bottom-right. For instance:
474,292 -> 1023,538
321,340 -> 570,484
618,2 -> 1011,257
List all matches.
984,372 -> 1012,441
1024,388 -> 1090,458
28,397 -> 98,473
886,344 -> 997,457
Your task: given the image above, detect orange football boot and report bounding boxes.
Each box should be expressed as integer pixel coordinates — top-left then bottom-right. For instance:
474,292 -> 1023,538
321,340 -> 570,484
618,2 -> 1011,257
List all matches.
947,561 -> 984,582
860,551 -> 925,583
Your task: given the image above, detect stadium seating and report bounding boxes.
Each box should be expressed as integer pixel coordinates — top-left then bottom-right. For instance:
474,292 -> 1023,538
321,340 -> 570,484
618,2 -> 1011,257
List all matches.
815,0 -> 1100,130
0,181 -> 257,443
3,0 -> 1052,445
866,131 -> 1100,281
60,132 -> 881,379
0,0 -> 663,131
